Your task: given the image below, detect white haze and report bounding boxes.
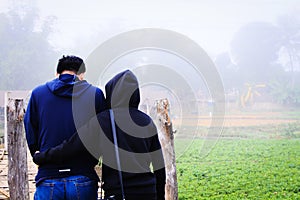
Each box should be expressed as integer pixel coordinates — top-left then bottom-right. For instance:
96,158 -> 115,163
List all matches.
1,0 -> 298,58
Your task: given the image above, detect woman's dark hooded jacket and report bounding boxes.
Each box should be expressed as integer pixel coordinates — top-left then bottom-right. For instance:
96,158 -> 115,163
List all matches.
34,70 -> 166,200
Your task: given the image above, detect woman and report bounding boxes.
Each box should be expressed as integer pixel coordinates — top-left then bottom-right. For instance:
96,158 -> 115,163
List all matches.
34,70 -> 166,200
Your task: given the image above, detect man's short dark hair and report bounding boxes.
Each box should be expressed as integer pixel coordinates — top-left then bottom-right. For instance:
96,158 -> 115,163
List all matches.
56,55 -> 86,74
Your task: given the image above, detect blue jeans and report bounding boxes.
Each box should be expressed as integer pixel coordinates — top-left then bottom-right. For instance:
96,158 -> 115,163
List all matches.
34,175 -> 98,200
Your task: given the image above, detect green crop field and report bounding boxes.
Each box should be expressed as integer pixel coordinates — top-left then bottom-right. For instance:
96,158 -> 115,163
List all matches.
173,110 -> 300,199
176,137 -> 300,199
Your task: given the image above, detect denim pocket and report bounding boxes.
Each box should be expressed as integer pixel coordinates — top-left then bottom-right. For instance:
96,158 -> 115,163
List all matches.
74,178 -> 98,199
34,182 -> 54,200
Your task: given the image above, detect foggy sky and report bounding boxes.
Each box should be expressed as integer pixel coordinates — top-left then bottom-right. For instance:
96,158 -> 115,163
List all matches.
0,0 -> 298,58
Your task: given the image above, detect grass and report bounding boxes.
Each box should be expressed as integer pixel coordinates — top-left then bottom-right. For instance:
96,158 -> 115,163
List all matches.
176,139 -> 300,199
173,110 -> 300,199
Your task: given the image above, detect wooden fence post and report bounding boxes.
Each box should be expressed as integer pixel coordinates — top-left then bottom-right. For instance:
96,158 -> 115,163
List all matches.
6,98 -> 29,200
156,98 -> 178,200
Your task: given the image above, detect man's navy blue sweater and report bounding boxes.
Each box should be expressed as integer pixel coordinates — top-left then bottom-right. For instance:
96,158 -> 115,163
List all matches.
24,74 -> 106,185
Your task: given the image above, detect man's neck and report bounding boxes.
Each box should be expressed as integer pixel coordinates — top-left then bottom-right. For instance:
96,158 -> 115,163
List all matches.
61,70 -> 77,75
58,70 -> 84,81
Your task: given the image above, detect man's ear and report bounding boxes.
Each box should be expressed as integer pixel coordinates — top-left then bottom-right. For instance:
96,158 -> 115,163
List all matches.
77,73 -> 85,81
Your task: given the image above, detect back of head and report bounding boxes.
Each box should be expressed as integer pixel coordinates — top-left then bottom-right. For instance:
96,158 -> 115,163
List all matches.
56,55 -> 86,74
105,70 -> 140,109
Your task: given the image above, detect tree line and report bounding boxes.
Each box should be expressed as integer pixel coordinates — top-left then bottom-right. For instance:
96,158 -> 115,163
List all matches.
215,15 -> 300,106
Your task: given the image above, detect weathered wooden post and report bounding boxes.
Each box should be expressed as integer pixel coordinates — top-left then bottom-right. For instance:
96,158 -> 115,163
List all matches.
6,98 -> 29,200
156,98 -> 178,200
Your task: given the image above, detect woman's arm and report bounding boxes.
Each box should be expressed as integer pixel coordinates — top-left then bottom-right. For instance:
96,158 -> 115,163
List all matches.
33,115 -> 102,165
33,132 -> 85,165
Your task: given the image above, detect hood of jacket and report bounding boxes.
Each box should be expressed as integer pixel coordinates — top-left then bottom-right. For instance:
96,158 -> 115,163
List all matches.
105,70 -> 140,109
46,74 -> 91,98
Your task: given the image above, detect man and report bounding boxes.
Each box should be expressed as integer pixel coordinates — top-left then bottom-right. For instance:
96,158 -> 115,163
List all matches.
24,55 -> 106,199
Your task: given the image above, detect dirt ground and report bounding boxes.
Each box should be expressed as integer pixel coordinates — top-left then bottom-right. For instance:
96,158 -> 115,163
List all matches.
173,111 -> 299,128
